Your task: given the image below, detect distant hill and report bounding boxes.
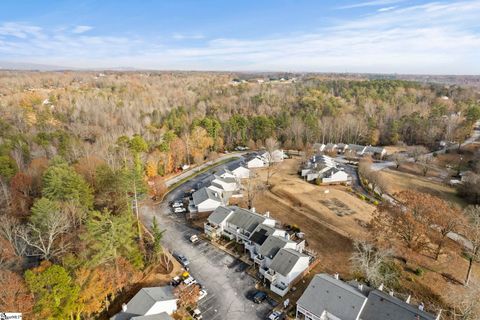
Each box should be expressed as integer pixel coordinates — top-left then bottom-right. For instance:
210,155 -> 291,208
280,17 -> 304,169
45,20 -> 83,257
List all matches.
0,61 -> 74,71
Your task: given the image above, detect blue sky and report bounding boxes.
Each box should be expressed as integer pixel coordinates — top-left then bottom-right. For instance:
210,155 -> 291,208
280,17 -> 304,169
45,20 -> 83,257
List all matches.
0,0 -> 479,74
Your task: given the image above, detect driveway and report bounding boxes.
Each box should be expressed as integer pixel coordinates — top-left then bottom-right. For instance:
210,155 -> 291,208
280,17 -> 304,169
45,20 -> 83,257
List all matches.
140,157 -> 273,320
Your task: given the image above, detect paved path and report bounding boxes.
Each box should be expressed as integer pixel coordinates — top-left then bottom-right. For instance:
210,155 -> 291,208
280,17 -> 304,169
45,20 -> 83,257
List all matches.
165,152 -> 246,188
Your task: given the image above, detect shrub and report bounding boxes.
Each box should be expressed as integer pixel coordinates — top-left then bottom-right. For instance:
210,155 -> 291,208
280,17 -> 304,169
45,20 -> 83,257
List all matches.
372,200 -> 379,206
358,194 -> 366,201
414,267 -> 425,276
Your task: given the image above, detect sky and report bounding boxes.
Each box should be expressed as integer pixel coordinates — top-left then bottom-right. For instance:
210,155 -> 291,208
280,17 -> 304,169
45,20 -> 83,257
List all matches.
0,0 -> 479,74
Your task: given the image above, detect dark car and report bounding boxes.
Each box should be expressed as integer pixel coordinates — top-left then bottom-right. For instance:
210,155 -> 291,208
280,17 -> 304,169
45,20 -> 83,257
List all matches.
252,291 -> 267,304
172,251 -> 190,267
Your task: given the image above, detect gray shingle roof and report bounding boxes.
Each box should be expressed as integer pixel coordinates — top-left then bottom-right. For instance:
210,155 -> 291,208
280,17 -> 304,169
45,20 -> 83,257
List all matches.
192,187 -> 222,205
269,248 -> 308,277
258,235 -> 294,259
297,274 -> 367,320
126,287 -> 176,316
208,206 -> 233,225
131,313 -> 174,320
226,207 -> 267,233
249,224 -> 276,245
360,290 -> 436,320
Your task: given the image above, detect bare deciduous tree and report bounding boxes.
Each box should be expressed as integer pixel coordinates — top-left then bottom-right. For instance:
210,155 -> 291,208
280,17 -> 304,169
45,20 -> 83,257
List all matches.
350,240 -> 397,287
463,205 -> 480,285
18,210 -> 71,260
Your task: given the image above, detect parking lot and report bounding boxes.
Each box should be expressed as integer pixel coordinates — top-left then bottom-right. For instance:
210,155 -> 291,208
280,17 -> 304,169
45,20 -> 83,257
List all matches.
140,157 -> 274,320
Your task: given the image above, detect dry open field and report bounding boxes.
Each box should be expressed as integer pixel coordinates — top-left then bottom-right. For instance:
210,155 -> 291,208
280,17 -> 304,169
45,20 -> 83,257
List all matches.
381,168 -> 467,207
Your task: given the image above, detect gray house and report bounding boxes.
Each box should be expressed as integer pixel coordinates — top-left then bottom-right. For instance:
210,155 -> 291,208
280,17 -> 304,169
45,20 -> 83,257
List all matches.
111,287 -> 177,320
296,274 -> 438,320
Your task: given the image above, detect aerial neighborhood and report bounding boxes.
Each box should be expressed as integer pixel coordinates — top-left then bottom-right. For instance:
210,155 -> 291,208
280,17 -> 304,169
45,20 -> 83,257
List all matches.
2,68 -> 480,320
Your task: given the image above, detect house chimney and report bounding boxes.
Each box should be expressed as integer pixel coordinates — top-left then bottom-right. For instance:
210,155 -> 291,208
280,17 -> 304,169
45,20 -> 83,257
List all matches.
265,211 -> 270,218
358,284 -> 364,291
435,310 -> 442,320
418,303 -> 425,311
378,283 -> 384,291
122,303 -> 127,312
405,295 -> 411,304
389,291 -> 394,297
333,273 -> 339,280
251,207 -> 256,213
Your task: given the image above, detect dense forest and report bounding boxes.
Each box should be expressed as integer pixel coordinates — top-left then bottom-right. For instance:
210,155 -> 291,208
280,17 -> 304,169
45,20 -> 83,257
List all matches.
0,71 -> 479,319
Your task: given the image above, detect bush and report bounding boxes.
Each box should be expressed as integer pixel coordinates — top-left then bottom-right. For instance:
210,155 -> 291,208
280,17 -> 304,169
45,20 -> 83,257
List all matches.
432,152 -> 438,157
358,194 -> 366,201
372,200 -> 379,206
414,267 -> 425,276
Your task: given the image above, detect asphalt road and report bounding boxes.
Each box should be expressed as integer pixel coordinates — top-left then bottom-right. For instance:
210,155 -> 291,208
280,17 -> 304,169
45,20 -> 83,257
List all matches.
140,157 -> 274,320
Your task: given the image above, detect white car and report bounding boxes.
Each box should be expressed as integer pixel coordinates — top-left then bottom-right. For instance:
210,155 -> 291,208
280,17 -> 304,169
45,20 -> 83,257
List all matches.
198,289 -> 208,301
174,207 -> 186,213
190,308 -> 202,320
172,202 -> 183,208
190,234 -> 199,243
183,276 -> 197,287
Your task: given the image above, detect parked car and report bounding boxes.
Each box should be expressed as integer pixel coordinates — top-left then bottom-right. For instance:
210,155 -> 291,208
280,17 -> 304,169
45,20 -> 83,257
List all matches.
190,308 -> 202,320
183,276 -> 197,287
198,289 -> 208,301
173,252 -> 190,267
170,276 -> 182,287
267,311 -> 284,320
190,234 -> 199,243
174,207 -> 187,213
252,291 -> 267,304
172,202 -> 183,208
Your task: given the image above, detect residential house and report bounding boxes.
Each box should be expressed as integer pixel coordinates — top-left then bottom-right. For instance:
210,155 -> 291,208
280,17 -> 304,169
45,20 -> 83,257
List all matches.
228,162 -> 250,179
245,155 -> 267,168
300,155 -> 350,184
348,144 -> 367,157
336,143 -> 349,154
260,149 -> 286,163
189,187 -> 224,213
111,287 -> 177,320
204,206 -> 275,241
254,234 -> 297,270
265,248 -> 310,296
296,274 -> 438,320
244,224 -> 287,259
324,143 -> 337,153
364,146 -> 387,158
320,167 -> 351,185
216,168 -> 236,180
296,274 -> 368,320
313,143 -> 326,153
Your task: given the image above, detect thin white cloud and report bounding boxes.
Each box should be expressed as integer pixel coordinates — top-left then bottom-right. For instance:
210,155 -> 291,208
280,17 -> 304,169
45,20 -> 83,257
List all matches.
338,0 -> 405,9
378,6 -> 397,11
172,33 -> 205,40
72,25 -> 93,34
1,1 -> 480,74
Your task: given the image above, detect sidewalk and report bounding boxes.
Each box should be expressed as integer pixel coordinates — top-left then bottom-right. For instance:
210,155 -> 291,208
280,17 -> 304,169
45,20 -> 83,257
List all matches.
165,152 -> 245,188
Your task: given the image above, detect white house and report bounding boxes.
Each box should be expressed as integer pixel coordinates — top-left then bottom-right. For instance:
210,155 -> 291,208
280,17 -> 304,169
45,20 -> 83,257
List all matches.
260,149 -> 286,163
216,168 -> 236,179
246,156 -> 267,168
189,187 -> 224,213
228,163 -> 250,179
252,234 -> 297,271
204,206 -> 275,241
111,286 -> 177,320
209,175 -> 240,193
320,167 -> 351,185
265,248 -> 310,296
